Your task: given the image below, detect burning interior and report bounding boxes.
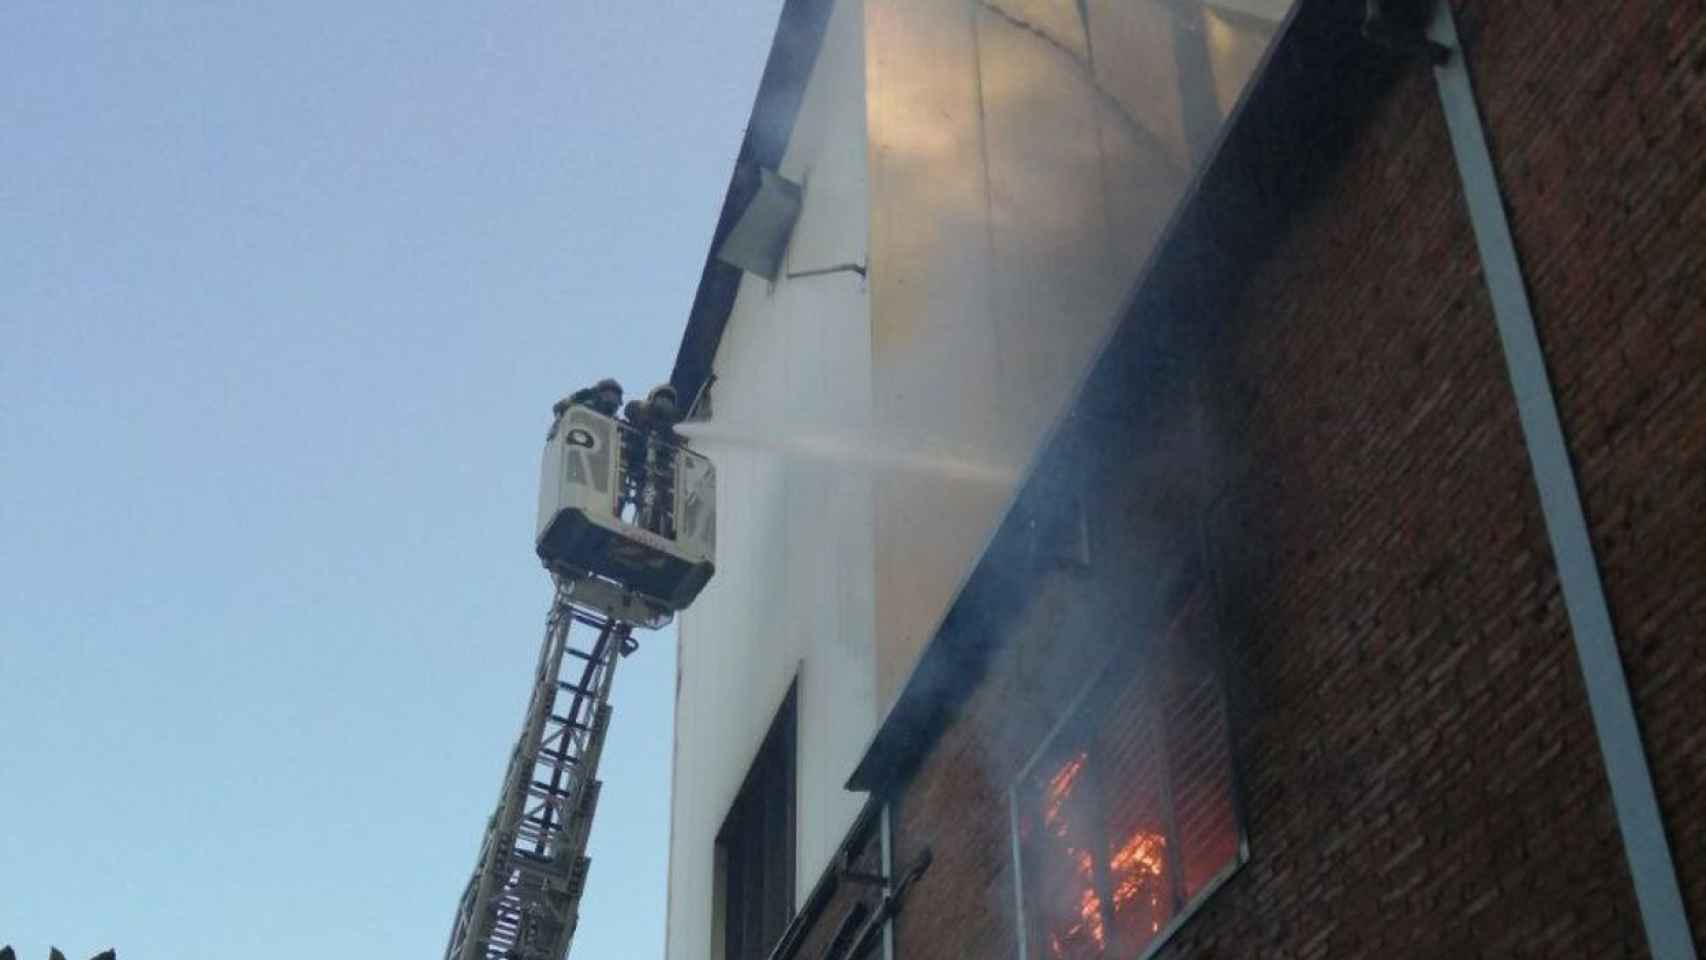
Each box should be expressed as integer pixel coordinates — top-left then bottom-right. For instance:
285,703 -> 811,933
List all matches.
1014,592 -> 1243,960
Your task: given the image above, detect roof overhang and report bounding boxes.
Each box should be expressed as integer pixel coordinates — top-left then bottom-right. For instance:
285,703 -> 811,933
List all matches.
669,0 -> 836,410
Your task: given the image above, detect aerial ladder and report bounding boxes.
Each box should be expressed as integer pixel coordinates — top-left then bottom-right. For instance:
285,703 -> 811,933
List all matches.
445,383 -> 716,960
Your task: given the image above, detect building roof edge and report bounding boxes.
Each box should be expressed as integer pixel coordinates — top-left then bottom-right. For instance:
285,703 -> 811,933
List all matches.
669,0 -> 837,408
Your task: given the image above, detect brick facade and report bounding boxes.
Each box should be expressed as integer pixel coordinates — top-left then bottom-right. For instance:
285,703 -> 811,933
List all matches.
853,2 -> 1706,959
1458,0 -> 1706,929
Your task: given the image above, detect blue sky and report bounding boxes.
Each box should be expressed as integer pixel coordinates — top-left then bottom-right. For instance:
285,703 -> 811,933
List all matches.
0,2 -> 779,956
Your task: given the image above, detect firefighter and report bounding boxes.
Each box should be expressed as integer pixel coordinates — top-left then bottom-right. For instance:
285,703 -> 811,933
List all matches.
587,378 -> 625,416
555,377 -> 623,419
550,378 -> 624,441
643,384 -> 683,535
643,384 -> 682,437
619,384 -> 685,534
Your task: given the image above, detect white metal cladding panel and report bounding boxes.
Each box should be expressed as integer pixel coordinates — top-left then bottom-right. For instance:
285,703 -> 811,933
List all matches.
864,0 -> 1296,712
666,2 -> 875,958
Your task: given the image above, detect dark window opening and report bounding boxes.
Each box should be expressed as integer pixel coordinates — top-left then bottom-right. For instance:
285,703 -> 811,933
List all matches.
1013,590 -> 1243,960
718,683 -> 798,960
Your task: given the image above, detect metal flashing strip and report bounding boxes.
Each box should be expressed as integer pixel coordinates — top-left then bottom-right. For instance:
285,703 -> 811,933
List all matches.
880,804 -> 896,960
1427,6 -> 1697,957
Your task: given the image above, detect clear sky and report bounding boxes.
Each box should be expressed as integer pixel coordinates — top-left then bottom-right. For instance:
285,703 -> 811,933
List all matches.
1,2 -> 780,956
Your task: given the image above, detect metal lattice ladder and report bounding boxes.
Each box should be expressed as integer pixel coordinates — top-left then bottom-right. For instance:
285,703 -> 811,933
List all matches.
444,577 -> 636,960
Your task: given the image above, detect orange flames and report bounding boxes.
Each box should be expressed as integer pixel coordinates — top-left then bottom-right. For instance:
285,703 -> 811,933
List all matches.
1078,883 -> 1106,946
1108,830 -> 1167,930
1042,752 -> 1087,836
1038,753 -> 1169,958
1044,846 -> 1110,956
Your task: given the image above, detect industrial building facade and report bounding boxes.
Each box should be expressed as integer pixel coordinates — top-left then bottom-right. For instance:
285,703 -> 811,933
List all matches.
666,1 -> 1705,959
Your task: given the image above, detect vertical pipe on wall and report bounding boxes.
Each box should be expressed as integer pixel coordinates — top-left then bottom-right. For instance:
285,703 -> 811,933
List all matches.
1008,786 -> 1031,960
880,802 -> 896,960
1425,5 -> 1696,957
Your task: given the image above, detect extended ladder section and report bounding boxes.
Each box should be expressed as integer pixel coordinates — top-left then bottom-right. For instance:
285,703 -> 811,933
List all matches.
444,578 -> 636,960
445,391 -> 717,960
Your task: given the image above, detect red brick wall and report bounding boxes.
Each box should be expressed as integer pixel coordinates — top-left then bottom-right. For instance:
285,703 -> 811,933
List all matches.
877,2 -> 1706,958
1453,0 -> 1706,930
1173,47 -> 1640,960
883,403 -> 1214,956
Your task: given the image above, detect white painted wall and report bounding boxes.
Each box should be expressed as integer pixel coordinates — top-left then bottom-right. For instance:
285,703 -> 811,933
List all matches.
665,1 -> 873,957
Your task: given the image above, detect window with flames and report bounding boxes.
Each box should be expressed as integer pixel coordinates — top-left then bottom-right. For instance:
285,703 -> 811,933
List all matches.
1011,594 -> 1244,960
